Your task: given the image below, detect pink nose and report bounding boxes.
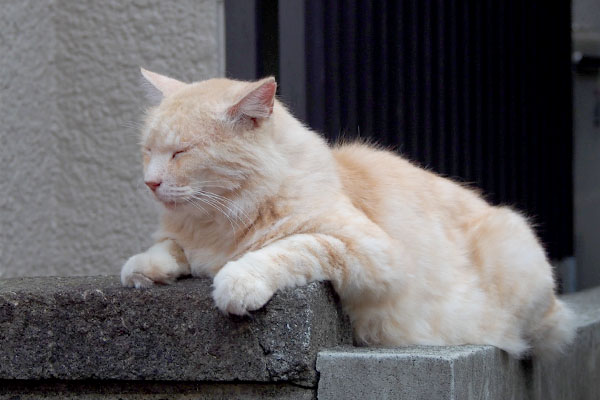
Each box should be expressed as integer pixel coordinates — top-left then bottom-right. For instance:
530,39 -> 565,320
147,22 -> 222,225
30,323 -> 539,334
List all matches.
145,181 -> 161,191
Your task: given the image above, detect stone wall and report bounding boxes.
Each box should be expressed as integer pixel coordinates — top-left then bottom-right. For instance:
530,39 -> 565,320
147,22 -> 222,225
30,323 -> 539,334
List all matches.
0,0 -> 223,278
318,287 -> 600,399
0,276 -> 598,399
0,277 -> 350,399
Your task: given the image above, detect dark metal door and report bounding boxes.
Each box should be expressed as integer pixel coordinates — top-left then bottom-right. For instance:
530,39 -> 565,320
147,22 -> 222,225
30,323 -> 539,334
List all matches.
226,0 -> 573,263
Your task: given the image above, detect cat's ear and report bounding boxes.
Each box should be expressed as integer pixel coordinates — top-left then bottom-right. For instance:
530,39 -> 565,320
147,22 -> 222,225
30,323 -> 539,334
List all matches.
140,68 -> 186,103
226,77 -> 277,129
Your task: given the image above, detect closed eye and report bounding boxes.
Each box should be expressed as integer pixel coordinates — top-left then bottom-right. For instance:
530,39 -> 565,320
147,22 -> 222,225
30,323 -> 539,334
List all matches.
172,149 -> 188,159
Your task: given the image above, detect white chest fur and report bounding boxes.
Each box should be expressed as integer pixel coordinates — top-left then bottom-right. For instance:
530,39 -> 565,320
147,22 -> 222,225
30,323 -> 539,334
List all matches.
184,247 -> 231,277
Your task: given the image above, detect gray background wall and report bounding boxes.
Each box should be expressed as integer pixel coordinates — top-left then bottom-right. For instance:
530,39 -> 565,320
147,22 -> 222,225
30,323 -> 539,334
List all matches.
573,0 -> 600,290
0,0 -> 223,278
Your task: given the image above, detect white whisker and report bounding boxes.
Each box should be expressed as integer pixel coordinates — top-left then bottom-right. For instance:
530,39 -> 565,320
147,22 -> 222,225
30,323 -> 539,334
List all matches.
192,189 -> 253,225
192,194 -> 238,236
185,198 -> 209,216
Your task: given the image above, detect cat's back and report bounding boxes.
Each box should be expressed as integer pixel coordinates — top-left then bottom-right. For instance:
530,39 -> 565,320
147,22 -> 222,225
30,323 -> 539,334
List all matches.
332,143 -> 489,238
331,142 -> 573,357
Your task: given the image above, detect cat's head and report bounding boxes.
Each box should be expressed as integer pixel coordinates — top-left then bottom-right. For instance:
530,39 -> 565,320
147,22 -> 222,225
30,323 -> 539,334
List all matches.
138,68 -> 282,214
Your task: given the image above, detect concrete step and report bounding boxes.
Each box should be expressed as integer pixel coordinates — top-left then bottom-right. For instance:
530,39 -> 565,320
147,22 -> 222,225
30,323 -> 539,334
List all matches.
1,276 -> 598,399
0,276 -> 351,398
317,286 -> 600,400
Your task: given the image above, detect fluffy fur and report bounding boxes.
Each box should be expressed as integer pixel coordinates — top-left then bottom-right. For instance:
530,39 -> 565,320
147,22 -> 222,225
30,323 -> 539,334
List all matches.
121,69 -> 576,358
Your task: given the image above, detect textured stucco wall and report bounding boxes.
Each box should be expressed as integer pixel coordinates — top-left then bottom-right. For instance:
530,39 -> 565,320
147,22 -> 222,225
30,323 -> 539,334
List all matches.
0,0 -> 223,277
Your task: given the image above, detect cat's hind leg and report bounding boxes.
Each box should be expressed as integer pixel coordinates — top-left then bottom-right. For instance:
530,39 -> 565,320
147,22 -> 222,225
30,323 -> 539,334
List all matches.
529,297 -> 576,359
468,207 -> 575,357
121,239 -> 190,288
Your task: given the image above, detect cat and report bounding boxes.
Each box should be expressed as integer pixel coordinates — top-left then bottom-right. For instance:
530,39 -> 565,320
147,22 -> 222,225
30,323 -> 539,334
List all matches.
121,68 -> 576,358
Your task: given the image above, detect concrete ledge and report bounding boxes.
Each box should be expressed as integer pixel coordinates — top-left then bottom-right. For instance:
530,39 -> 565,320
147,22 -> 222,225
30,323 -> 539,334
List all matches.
2,276 -> 598,399
0,380 -> 314,400
317,287 -> 600,400
317,346 -> 528,400
0,276 -> 351,389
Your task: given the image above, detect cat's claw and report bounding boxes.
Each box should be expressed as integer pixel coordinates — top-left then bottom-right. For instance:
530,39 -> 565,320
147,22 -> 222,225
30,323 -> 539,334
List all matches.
212,261 -> 274,315
121,252 -> 176,288
121,254 -> 156,288
129,273 -> 155,288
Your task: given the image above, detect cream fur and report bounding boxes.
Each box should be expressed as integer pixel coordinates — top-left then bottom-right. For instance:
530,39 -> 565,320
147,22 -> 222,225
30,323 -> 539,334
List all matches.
121,71 -> 576,358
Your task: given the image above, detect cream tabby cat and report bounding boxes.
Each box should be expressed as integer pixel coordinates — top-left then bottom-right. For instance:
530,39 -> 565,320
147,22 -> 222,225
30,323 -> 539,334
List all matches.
121,68 -> 575,358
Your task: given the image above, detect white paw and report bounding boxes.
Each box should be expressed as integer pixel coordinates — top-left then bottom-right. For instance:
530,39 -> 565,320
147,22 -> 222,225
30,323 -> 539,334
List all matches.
120,252 -> 176,288
212,261 -> 274,315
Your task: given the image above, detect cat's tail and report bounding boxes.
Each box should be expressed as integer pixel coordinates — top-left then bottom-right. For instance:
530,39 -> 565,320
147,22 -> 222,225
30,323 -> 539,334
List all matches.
531,297 -> 577,360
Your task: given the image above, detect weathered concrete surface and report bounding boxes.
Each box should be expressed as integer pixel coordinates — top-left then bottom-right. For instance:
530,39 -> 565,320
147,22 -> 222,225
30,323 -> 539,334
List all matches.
317,346 -> 528,400
0,380 -> 314,400
0,276 -> 351,387
2,276 -> 597,399
317,287 -> 600,400
531,287 -> 600,400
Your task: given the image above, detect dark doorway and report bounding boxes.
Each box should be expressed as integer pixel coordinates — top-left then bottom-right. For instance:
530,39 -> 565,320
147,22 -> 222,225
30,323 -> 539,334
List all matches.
225,0 -> 573,264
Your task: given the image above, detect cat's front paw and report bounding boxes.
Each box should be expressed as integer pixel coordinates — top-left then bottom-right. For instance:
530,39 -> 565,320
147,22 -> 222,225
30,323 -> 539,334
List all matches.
121,252 -> 177,288
212,260 -> 275,315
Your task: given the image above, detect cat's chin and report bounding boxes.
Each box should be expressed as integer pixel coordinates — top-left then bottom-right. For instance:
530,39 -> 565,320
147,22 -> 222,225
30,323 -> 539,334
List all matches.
159,200 -> 181,210
153,194 -> 184,210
